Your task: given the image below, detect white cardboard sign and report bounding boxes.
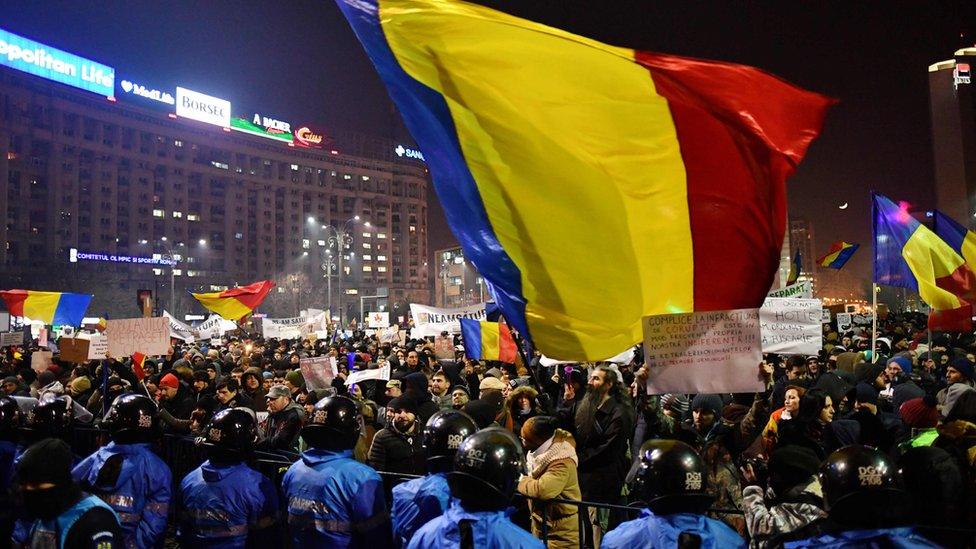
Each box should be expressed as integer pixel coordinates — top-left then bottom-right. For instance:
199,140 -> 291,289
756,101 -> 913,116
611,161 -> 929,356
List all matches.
106,317 -> 170,357
759,298 -> 823,355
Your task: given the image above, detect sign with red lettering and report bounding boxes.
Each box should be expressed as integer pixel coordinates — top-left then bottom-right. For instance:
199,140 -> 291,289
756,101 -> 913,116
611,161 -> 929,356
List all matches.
292,124 -> 331,149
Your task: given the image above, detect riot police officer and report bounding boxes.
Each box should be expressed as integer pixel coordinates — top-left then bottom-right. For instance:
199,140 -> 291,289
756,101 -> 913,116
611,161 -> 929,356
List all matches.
392,410 -> 477,545
0,396 -> 22,543
408,427 -> 543,549
602,439 -> 745,549
783,445 -> 939,547
178,407 -> 280,548
281,395 -> 391,548
72,393 -> 172,548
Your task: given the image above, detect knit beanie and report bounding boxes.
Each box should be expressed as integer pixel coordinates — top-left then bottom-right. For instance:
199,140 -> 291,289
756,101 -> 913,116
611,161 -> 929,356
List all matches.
949,357 -> 976,382
69,377 -> 91,394
854,382 -> 878,406
661,393 -> 690,416
690,394 -> 723,416
159,373 -> 180,390
387,395 -> 418,415
899,396 -> 940,428
285,370 -> 305,388
888,356 -> 912,376
768,445 -> 820,491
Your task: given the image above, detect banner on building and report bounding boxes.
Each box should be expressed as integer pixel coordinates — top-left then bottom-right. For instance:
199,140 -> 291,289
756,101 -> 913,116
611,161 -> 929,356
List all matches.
759,298 -> 823,355
643,308 -> 764,394
105,317 -> 169,357
767,281 -> 812,299
409,303 -> 486,337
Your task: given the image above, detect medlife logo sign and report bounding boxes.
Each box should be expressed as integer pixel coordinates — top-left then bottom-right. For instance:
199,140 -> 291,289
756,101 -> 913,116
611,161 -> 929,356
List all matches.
0,27 -> 115,97
119,78 -> 174,105
176,86 -> 231,128
394,144 -> 425,161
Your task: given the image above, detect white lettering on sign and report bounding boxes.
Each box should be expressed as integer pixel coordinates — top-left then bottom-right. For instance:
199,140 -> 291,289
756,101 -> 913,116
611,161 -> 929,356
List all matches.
252,113 -> 290,133
394,144 -> 425,161
0,28 -> 115,97
176,87 -> 231,128
119,79 -> 174,105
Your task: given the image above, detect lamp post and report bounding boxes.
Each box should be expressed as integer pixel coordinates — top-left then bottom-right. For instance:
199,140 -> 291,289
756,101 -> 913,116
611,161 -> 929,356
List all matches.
322,252 -> 337,315
320,215 -> 366,327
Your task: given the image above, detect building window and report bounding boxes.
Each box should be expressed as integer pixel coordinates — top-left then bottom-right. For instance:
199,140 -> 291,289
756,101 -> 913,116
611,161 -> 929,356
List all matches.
152,268 -> 163,276
174,140 -> 183,147
377,233 -> 387,239
377,255 -> 387,261
362,176 -> 370,181
343,174 -> 352,180
235,232 -> 243,239
152,209 -> 164,218
362,254 -> 372,261
409,225 -> 416,232
362,265 -> 372,272
362,242 -> 371,250
291,164 -> 299,171
362,232 -> 371,238
187,214 -> 200,221
302,239 -> 310,249
173,269 -> 183,276
172,211 -> 183,218
378,266 -> 387,272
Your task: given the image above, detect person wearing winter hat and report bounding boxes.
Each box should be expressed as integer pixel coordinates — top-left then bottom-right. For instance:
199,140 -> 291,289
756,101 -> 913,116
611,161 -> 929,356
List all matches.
368,396 -> 425,476
885,355 -> 912,382
900,396 -> 941,430
946,357 -> 975,386
14,438 -> 123,547
282,370 -> 305,401
740,445 -> 826,546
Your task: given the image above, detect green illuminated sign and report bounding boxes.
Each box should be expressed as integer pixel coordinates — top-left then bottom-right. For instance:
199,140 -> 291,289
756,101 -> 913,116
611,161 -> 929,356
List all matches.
230,113 -> 293,143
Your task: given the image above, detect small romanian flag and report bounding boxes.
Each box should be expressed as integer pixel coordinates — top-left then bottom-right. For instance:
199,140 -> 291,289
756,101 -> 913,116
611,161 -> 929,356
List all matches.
190,280 -> 274,321
817,241 -> 859,269
335,0 -> 833,360
873,193 -> 975,332
0,290 -> 92,326
933,210 -> 976,276
131,352 -> 147,382
95,318 -> 108,332
460,319 -> 517,363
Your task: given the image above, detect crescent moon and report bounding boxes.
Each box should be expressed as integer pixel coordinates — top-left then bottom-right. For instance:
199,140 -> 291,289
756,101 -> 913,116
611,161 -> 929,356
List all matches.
838,202 -> 849,210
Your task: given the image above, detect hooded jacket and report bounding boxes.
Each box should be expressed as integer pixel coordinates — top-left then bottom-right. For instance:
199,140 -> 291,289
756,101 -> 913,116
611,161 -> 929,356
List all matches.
517,429 -> 580,549
282,448 -> 390,548
407,500 -> 543,549
402,372 -> 439,424
72,441 -> 172,549
602,510 -> 746,549
508,386 -> 543,435
178,460 -> 280,548
392,472 -> 450,546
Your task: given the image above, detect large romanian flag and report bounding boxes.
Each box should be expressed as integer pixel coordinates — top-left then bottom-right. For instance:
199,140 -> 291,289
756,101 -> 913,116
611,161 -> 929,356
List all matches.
817,241 -> 859,269
190,280 -> 274,321
336,0 -> 833,360
460,319 -> 517,363
0,290 -> 92,326
874,194 -> 975,331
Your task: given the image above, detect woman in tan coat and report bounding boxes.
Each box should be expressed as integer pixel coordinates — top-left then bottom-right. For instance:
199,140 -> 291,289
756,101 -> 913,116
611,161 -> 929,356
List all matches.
517,416 -> 581,549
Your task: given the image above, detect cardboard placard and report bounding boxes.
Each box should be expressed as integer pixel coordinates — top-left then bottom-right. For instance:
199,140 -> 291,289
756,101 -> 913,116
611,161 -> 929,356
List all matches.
59,337 -> 91,363
31,351 -> 53,373
106,317 -> 169,357
87,334 -> 108,360
300,356 -> 338,390
0,332 -> 22,348
643,308 -> 763,394
345,364 -> 391,385
759,298 -> 823,355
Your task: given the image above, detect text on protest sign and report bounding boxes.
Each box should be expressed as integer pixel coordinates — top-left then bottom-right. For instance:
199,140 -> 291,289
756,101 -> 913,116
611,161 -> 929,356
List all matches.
643,308 -> 764,394
759,298 -> 823,355
0,331 -> 22,348
106,317 -> 169,357
767,281 -> 812,299
300,356 -> 338,390
410,303 -> 486,337
367,311 -> 390,329
836,312 -> 852,332
197,315 -> 236,339
345,364 -> 391,385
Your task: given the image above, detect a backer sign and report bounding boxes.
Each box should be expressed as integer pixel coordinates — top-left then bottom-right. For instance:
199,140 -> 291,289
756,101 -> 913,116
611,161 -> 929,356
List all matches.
106,317 -> 169,357
759,298 -> 823,355
643,308 -> 763,394
0,331 -> 22,348
300,356 -> 338,390
262,316 -> 306,339
409,303 -> 486,337
821,309 -> 832,323
87,334 -> 108,359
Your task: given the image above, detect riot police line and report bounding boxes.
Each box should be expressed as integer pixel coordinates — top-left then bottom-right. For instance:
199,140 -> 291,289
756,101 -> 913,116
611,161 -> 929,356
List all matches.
2,392 -> 971,548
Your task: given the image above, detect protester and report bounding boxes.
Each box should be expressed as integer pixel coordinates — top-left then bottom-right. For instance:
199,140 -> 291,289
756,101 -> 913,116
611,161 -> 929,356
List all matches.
517,415 -> 581,548
256,384 -> 303,453
368,395 -> 426,476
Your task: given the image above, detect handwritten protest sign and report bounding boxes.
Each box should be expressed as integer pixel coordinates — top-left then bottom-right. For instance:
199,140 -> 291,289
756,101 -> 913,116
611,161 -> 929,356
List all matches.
0,332 -> 22,348
836,313 -> 853,332
59,337 -> 90,363
759,298 -> 823,355
378,325 -> 400,344
106,317 -> 169,357
87,335 -> 108,359
643,309 -> 763,394
300,356 -> 338,390
345,364 -> 391,385
821,309 -> 832,323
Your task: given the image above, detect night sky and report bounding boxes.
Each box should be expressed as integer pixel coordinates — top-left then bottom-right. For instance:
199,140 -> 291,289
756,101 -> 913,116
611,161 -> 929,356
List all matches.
4,1 -> 975,282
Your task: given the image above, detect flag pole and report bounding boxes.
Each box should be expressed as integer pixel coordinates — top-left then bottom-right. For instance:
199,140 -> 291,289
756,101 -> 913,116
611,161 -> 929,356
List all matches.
871,283 -> 878,363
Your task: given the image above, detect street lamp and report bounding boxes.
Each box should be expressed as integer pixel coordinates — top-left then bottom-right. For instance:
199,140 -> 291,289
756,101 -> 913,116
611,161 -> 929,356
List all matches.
322,251 -> 337,315
323,215 -> 364,327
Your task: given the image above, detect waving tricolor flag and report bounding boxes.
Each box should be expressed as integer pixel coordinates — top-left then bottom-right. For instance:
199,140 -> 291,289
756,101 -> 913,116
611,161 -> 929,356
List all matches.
0,290 -> 92,326
817,241 -> 859,269
190,280 -> 274,321
874,194 -> 975,331
335,0 -> 833,360
933,210 -> 976,276
460,319 -> 517,363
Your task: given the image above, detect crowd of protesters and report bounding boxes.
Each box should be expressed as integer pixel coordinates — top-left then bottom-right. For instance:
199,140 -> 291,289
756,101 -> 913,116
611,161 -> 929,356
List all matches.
0,310 -> 974,547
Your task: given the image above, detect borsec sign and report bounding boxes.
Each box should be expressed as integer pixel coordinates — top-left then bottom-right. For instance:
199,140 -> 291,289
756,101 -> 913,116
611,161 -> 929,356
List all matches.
176,87 -> 231,128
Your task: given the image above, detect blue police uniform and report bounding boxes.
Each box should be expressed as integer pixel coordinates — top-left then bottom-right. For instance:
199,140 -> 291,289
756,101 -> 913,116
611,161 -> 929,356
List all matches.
392,472 -> 451,545
72,441 -> 172,548
407,500 -> 543,549
178,460 -> 280,548
601,509 -> 746,549
784,526 -> 941,548
12,445 -> 83,546
282,448 -> 390,548
0,440 -> 16,492
27,494 -> 119,548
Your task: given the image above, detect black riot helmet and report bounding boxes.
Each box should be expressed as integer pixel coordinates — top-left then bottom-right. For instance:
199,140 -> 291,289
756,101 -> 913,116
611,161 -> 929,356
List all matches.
423,410 -> 477,473
0,396 -> 21,440
820,445 -> 910,528
102,393 -> 158,443
201,408 -> 258,463
632,439 -> 713,515
448,427 -> 525,511
23,395 -> 74,442
301,396 -> 361,450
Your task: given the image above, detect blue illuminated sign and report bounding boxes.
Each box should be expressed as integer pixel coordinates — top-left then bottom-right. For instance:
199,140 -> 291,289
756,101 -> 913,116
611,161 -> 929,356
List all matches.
69,248 -> 176,266
394,144 -> 425,161
0,28 -> 115,97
